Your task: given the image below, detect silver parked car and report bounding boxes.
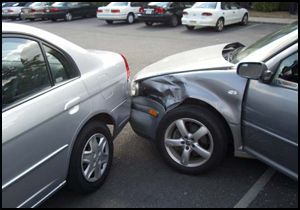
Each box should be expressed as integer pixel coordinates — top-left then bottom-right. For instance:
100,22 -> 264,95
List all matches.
2,23 -> 131,208
130,22 -> 298,180
2,2 -> 33,20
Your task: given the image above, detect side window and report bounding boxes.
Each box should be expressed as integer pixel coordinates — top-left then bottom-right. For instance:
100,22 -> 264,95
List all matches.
273,52 -> 298,89
43,45 -> 77,84
230,3 -> 240,10
2,38 -> 51,109
221,2 -> 231,10
80,2 -> 90,7
68,2 -> 79,7
170,2 -> 179,8
131,2 -> 141,7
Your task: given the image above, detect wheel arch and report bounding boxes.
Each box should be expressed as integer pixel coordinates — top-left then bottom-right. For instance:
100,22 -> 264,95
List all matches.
176,98 -> 235,154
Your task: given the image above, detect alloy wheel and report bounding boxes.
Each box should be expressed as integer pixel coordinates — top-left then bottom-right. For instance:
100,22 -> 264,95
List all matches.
164,118 -> 214,167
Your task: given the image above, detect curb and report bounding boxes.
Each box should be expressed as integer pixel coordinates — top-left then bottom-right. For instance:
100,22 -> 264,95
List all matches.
249,18 -> 297,25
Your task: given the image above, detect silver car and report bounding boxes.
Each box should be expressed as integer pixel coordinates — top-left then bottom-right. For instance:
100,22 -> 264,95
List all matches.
2,23 -> 131,208
131,22 -> 298,180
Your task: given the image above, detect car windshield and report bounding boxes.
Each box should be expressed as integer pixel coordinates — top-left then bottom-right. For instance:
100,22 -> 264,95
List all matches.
193,2 -> 217,9
52,2 -> 67,7
109,2 -> 129,7
148,2 -> 170,7
233,22 -> 298,63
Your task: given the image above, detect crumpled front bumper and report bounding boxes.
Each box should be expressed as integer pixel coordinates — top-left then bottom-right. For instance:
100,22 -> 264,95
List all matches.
130,96 -> 166,141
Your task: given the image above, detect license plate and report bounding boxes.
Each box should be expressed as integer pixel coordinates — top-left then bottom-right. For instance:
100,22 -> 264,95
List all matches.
145,9 -> 153,14
46,9 -> 50,12
105,9 -> 110,13
190,21 -> 197,24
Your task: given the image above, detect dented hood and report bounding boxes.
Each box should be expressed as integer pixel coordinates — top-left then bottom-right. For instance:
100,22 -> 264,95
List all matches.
134,43 -> 235,81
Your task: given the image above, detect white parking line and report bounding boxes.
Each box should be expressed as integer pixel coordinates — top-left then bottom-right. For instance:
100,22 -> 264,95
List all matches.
243,23 -> 260,30
234,168 -> 275,208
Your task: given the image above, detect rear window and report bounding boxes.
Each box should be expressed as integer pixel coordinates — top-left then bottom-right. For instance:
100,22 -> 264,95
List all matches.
30,2 -> 43,7
193,2 -> 217,9
108,2 -> 129,7
52,2 -> 67,7
148,2 -> 170,8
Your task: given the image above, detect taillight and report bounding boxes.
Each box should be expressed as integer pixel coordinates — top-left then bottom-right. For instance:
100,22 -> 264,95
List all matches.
155,7 -> 165,14
50,8 -> 60,12
97,9 -> 103,13
202,12 -> 212,16
139,7 -> 144,13
120,54 -> 130,80
111,9 -> 120,13
183,11 -> 188,16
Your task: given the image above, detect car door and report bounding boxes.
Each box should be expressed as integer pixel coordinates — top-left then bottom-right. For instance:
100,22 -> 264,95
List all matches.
67,2 -> 81,18
229,2 -> 243,23
168,2 -> 181,17
130,2 -> 142,15
242,45 -> 298,180
79,2 -> 92,17
2,35 -> 88,207
220,2 -> 233,25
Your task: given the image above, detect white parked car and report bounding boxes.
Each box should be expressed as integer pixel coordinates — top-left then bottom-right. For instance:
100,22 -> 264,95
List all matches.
182,2 -> 249,32
97,2 -> 144,24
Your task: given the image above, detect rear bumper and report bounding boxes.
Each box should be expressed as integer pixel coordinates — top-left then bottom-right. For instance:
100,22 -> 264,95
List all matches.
21,13 -> 44,20
130,96 -> 166,140
2,13 -> 20,19
97,13 -> 128,21
138,14 -> 172,23
111,98 -> 131,138
181,17 -> 216,27
43,12 -> 66,20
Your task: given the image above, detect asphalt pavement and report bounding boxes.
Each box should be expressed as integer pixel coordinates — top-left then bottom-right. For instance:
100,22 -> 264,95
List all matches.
2,17 -> 297,208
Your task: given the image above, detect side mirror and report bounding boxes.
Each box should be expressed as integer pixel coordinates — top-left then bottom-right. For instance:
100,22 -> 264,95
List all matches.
237,62 -> 270,80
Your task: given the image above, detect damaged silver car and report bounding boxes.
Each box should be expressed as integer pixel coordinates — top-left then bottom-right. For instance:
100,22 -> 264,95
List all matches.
130,22 -> 298,180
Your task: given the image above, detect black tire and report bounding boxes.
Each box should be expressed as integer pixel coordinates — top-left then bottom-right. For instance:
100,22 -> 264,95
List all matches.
29,18 -> 35,21
106,20 -> 113,24
126,13 -> 135,24
51,18 -> 57,22
67,121 -> 113,193
215,18 -> 224,32
186,25 -> 195,31
169,15 -> 179,27
157,105 -> 228,175
145,21 -> 153,26
240,14 -> 248,26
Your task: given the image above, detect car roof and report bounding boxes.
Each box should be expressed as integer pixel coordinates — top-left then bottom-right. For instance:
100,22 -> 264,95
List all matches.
2,23 -> 85,51
2,22 -> 89,70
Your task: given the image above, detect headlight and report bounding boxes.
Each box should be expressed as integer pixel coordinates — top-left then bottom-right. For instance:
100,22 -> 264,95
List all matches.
130,81 -> 139,96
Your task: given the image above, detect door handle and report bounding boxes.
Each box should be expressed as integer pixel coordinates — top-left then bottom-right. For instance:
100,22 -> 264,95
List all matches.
64,97 -> 81,111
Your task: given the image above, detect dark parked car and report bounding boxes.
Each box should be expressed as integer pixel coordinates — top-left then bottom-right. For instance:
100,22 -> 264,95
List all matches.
43,2 -> 97,22
138,2 -> 191,27
20,2 -> 53,21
